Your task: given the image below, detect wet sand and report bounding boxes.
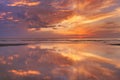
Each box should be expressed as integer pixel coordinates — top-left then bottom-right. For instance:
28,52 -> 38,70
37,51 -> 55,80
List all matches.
0,42 -> 120,80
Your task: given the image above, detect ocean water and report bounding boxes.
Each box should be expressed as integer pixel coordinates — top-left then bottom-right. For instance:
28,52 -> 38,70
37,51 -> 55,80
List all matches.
0,39 -> 120,80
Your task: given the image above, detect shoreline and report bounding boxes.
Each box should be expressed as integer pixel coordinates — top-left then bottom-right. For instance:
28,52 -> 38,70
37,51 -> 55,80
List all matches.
0,43 -> 28,47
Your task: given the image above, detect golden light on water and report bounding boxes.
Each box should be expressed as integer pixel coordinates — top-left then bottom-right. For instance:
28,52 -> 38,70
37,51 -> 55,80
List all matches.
0,42 -> 120,80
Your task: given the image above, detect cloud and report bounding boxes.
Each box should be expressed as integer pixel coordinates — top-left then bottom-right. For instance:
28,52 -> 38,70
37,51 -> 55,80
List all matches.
9,70 -> 40,76
0,0 -> 120,38
7,0 -> 40,7
0,0 -> 117,29
73,0 -> 114,14
87,22 -> 120,38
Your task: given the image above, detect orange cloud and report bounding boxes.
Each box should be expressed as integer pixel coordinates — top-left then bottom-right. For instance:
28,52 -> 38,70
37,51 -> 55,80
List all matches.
49,0 -> 119,38
8,0 -> 40,7
9,70 -> 41,76
76,0 -> 114,12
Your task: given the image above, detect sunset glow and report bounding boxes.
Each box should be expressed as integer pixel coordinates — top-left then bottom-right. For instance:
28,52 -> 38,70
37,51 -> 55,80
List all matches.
0,0 -> 119,38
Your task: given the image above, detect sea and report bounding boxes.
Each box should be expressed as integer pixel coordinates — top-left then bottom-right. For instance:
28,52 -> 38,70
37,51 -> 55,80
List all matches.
0,38 -> 120,80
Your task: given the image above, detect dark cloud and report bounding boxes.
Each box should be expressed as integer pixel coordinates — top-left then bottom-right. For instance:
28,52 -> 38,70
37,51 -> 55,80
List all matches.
0,0 -> 74,30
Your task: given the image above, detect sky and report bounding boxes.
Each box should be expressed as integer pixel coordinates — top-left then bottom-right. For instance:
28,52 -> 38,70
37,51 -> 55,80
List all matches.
0,0 -> 120,38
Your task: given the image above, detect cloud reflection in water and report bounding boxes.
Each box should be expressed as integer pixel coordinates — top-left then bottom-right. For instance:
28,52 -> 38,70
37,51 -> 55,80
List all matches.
0,42 -> 120,80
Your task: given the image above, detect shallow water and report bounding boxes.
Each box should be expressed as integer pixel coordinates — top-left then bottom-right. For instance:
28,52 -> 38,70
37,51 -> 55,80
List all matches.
0,42 -> 120,80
